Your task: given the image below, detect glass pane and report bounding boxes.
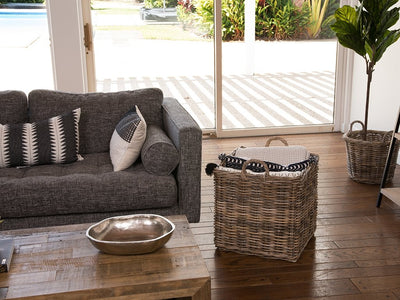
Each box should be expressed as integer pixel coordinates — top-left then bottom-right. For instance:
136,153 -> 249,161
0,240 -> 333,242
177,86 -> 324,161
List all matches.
91,0 -> 215,129
0,7 -> 53,93
221,0 -> 339,130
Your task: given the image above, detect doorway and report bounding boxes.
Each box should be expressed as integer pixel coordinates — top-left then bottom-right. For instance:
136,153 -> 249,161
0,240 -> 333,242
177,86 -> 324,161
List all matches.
82,0 -> 339,136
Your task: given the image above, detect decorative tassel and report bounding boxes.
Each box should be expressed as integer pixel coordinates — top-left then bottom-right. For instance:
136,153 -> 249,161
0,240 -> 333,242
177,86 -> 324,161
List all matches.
205,163 -> 218,176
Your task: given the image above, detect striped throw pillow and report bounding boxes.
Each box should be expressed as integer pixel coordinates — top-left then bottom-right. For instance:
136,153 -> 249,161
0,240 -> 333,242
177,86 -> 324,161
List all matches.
0,108 -> 81,168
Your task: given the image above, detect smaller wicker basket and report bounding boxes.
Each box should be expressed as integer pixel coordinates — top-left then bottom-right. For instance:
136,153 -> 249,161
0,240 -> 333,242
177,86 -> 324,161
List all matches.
344,121 -> 400,184
212,143 -> 318,262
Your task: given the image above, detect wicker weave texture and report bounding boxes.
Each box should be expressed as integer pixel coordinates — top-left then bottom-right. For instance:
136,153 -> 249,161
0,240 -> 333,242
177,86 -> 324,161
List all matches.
344,129 -> 399,185
213,156 -> 318,262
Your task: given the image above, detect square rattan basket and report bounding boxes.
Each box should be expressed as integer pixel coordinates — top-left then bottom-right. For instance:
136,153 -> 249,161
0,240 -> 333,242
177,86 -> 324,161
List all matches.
212,156 -> 318,262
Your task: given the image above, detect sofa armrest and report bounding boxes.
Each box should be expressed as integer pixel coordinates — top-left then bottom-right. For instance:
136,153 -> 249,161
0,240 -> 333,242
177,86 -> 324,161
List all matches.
162,97 -> 202,222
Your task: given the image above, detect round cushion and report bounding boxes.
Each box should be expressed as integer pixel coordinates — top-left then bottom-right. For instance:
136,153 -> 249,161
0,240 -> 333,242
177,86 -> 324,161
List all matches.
141,125 -> 179,175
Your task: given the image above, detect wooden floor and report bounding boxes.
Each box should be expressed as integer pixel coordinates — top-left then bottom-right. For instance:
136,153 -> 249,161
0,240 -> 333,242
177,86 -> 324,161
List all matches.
194,132 -> 400,299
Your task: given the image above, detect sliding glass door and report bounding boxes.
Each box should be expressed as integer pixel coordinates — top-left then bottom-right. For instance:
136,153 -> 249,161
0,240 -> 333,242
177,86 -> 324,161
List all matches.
86,0 -> 215,129
82,0 -> 340,136
217,0 -> 339,136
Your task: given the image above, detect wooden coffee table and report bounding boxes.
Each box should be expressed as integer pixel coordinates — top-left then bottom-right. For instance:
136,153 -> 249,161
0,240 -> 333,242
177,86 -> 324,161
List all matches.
0,215 -> 210,299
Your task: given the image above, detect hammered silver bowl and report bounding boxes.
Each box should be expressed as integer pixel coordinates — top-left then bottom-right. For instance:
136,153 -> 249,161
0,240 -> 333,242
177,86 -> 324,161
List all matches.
86,214 -> 175,255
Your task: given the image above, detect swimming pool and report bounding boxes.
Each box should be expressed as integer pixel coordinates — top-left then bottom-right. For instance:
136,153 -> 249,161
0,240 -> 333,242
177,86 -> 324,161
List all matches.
0,11 -> 47,18
0,10 -> 48,31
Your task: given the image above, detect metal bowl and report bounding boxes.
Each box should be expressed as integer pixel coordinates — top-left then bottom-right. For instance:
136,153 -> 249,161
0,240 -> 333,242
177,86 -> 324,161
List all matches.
86,214 -> 175,255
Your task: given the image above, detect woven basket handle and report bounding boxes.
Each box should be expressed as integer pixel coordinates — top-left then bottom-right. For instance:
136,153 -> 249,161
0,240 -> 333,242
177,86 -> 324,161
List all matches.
349,120 -> 391,142
349,120 -> 364,133
240,159 -> 269,180
265,136 -> 288,147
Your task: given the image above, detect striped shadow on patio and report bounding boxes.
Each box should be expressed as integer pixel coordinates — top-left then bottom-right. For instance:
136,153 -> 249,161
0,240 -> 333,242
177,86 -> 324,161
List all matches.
97,70 -> 335,129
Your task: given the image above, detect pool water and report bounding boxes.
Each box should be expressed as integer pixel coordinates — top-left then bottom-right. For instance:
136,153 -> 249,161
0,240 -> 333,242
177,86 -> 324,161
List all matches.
0,10 -> 48,31
0,11 -> 47,18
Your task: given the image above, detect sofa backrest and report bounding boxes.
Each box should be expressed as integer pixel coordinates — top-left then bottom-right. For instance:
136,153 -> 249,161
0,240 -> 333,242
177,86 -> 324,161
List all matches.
0,90 -> 28,124
28,88 -> 164,154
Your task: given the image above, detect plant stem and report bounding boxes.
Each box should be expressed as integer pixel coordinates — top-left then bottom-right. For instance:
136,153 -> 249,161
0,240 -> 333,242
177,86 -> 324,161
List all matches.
364,60 -> 374,140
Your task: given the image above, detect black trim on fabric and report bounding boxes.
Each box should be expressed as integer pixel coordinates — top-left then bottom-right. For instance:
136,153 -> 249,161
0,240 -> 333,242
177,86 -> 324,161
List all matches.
218,153 -> 318,172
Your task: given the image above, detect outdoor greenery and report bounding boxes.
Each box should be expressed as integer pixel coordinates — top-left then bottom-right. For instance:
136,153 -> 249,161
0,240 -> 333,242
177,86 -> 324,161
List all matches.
256,0 -> 310,40
144,0 -> 178,8
318,0 -> 339,38
177,0 -> 338,41
307,0 -> 330,38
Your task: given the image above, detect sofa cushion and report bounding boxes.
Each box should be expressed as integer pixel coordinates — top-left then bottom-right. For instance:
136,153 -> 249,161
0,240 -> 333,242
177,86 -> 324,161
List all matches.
28,88 -> 164,154
0,90 -> 28,124
110,106 -> 147,171
0,152 -> 177,219
141,125 -> 179,175
0,108 -> 81,168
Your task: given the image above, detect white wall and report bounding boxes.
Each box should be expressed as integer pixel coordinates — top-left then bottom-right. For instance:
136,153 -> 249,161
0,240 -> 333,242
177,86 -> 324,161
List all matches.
47,0 -> 87,92
349,43 -> 400,132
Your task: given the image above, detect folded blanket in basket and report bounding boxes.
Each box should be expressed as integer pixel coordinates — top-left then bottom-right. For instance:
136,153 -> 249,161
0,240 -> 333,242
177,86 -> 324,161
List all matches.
217,165 -> 305,177
232,145 -> 310,165
218,153 -> 318,173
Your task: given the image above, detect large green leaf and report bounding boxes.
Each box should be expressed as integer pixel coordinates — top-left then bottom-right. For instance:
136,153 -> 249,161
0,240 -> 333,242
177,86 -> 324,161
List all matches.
330,20 -> 359,35
333,5 -> 358,25
363,0 -> 397,22
376,7 -> 400,34
331,5 -> 365,56
374,30 -> 400,62
336,33 -> 366,57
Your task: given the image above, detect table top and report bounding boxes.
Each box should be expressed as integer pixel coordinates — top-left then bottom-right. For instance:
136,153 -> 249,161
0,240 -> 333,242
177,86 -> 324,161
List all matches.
0,215 -> 210,299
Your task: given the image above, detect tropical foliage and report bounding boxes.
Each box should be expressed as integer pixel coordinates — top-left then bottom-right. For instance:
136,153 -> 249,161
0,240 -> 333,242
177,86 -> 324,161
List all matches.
331,0 -> 400,135
306,0 -> 330,38
177,0 -> 338,41
318,0 -> 339,38
256,0 -> 310,40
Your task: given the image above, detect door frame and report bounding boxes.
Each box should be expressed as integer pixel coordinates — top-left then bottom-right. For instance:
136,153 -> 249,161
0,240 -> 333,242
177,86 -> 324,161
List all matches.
47,0 -> 88,93
81,0 -> 96,92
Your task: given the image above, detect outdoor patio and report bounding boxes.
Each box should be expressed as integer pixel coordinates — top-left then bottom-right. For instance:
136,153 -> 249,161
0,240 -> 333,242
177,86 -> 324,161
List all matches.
97,70 -> 335,129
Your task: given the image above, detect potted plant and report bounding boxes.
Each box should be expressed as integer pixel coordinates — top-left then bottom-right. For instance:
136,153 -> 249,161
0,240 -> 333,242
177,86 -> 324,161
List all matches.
331,0 -> 400,184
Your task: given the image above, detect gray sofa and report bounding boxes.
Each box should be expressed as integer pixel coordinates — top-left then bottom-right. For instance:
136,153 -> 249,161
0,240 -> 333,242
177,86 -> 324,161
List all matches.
0,88 -> 202,230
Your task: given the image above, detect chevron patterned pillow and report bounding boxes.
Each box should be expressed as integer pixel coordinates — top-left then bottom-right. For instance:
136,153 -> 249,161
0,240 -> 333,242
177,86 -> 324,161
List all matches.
0,108 -> 81,168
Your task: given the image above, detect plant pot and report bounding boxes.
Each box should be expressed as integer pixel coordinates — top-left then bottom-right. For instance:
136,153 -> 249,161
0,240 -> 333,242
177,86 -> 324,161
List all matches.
343,121 -> 400,184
